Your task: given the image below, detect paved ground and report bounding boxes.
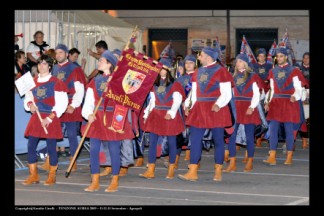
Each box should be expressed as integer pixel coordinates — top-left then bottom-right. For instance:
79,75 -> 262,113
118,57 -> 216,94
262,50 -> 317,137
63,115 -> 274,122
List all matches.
15,139 -> 309,206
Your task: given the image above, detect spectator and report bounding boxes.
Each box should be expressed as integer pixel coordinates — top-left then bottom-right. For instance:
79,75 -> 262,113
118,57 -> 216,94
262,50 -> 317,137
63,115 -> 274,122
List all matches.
87,40 -> 108,60
87,40 -> 108,81
69,48 -> 86,71
26,31 -> 50,68
46,49 -> 57,65
14,50 -> 30,80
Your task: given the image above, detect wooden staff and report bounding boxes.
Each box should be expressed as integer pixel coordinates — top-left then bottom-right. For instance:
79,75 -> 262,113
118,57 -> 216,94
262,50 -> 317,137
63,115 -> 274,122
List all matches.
33,101 -> 48,134
65,25 -> 138,177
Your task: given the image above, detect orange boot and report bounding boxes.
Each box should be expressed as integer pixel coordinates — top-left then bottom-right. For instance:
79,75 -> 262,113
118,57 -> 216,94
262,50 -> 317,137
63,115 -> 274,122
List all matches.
99,166 -> 112,177
174,155 -> 180,169
84,174 -> 100,192
244,158 -> 253,172
242,150 -> 248,163
178,164 -> 199,181
284,151 -> 293,165
263,150 -> 277,165
213,164 -> 223,182
134,157 -> 144,167
119,167 -> 128,177
184,150 -> 190,161
224,150 -> 230,163
223,157 -> 236,172
166,164 -> 175,179
139,163 -> 155,179
44,165 -> 58,186
302,138 -> 309,149
38,156 -> 50,171
70,157 -> 77,172
256,137 -> 262,148
187,161 -> 201,169
22,163 -> 40,185
105,175 -> 119,192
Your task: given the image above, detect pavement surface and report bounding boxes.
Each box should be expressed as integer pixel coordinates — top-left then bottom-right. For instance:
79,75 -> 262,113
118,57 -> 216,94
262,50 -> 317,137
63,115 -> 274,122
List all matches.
15,139 -> 309,206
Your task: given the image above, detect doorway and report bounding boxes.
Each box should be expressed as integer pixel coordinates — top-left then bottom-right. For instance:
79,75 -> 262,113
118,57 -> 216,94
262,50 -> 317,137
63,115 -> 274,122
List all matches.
236,28 -> 278,56
148,29 -> 188,60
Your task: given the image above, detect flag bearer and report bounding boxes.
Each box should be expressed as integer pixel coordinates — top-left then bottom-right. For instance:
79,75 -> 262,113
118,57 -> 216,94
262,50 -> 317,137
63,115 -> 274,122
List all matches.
81,50 -> 134,192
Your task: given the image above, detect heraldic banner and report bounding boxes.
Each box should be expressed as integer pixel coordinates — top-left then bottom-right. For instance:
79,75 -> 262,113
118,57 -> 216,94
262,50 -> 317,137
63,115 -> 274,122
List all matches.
106,48 -> 163,111
105,48 -> 163,132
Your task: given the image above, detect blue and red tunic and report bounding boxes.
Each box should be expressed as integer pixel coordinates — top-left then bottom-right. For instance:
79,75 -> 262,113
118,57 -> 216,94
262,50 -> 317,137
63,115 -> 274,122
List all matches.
24,76 -> 68,139
52,61 -> 86,122
233,72 -> 261,125
143,79 -> 185,136
176,72 -> 194,97
81,74 -> 134,141
186,64 -> 234,128
253,62 -> 272,93
267,64 -> 304,123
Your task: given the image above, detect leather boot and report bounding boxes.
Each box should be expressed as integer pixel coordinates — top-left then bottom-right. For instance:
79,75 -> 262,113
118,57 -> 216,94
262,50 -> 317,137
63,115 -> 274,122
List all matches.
242,150 -> 248,163
44,165 -> 58,185
22,163 -> 40,185
105,175 -> 119,192
99,166 -> 112,177
70,156 -> 77,172
302,138 -> 309,149
38,156 -> 50,171
213,164 -> 223,182
263,150 -> 277,165
184,150 -> 190,161
284,151 -> 293,165
256,137 -> 262,148
223,157 -> 236,172
174,155 -> 180,169
134,157 -> 144,167
166,164 -> 175,179
187,161 -> 201,169
84,174 -> 100,192
244,158 -> 253,172
178,164 -> 198,181
224,150 -> 230,163
119,167 -> 128,177
139,163 -> 155,179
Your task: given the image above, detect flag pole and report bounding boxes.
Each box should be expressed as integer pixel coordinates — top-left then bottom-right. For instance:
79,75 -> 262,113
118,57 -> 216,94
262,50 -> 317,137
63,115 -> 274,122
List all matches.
33,101 -> 48,134
65,25 -> 138,178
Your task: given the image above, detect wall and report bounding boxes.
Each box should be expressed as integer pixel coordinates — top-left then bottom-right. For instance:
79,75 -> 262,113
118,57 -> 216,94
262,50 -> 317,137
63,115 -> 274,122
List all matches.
109,10 -> 309,61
